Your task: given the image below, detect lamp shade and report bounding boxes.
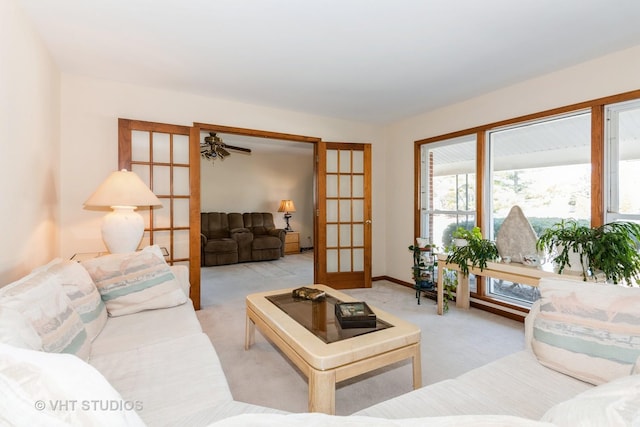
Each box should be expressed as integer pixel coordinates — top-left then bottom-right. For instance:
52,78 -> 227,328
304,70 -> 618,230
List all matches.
84,169 -> 161,254
84,169 -> 161,208
277,199 -> 296,213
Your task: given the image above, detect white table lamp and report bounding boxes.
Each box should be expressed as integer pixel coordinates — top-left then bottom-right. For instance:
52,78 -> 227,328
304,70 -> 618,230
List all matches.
84,169 -> 161,253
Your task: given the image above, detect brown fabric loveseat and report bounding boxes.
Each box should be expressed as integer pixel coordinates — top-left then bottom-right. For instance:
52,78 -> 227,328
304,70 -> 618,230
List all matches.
200,212 -> 286,266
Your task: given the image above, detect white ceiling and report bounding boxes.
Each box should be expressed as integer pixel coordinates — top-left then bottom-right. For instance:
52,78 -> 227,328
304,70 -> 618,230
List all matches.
16,0 -> 640,124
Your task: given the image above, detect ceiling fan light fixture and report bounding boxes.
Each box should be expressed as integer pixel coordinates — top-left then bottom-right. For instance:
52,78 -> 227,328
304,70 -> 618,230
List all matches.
200,132 -> 252,164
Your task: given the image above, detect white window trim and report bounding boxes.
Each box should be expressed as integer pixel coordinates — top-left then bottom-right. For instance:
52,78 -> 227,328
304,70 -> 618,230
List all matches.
605,99 -> 640,223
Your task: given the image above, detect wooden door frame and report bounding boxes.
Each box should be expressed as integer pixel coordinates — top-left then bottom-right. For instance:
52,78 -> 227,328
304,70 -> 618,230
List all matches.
118,118 -> 199,305
192,122 -> 321,306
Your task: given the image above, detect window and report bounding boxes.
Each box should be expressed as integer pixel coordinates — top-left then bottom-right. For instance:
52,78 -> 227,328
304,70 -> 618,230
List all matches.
485,111 -> 592,305
420,135 -> 477,250
416,90 -> 640,317
605,99 -> 640,223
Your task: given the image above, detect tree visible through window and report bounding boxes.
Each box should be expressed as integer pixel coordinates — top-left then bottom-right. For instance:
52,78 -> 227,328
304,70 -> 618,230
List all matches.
487,111 -> 592,304
420,135 -> 477,249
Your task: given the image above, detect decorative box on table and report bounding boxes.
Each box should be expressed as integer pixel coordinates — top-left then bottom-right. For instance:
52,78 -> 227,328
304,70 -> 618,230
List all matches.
334,301 -> 377,328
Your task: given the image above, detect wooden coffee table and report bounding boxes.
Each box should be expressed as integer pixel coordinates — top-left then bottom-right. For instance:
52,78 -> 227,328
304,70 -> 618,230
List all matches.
245,284 -> 422,414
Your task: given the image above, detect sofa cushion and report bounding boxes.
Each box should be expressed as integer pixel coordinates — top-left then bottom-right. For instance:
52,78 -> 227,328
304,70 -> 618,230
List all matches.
0,306 -> 42,350
47,260 -> 108,341
202,212 -> 231,239
173,401 -> 289,426
355,351 -> 592,420
541,373 -> 640,426
82,245 -> 187,317
208,413 -> 555,427
90,333 -> 233,426
0,343 -> 145,426
0,271 -> 90,360
205,238 -> 238,253
532,278 -> 640,385
243,212 -> 276,235
90,300 -> 202,356
252,235 -> 282,250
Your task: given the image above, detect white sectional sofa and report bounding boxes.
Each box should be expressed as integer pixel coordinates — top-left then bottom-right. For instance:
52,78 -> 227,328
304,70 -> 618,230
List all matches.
2,245 -> 640,426
0,246 -> 284,426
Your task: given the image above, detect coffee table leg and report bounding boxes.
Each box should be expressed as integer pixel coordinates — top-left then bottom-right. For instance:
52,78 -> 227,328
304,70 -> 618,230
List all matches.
245,312 -> 255,350
308,369 -> 335,414
412,344 -> 422,389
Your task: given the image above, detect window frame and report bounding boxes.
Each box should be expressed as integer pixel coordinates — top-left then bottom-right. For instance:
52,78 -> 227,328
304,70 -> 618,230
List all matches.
414,89 -> 640,318
418,134 -> 478,245
604,99 -> 640,224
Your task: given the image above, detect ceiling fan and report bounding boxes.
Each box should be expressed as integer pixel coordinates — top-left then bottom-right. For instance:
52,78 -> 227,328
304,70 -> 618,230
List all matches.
201,132 -> 252,161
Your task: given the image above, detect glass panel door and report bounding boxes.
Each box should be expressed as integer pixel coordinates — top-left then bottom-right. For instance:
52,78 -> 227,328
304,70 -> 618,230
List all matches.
317,142 -> 371,289
118,119 -> 200,308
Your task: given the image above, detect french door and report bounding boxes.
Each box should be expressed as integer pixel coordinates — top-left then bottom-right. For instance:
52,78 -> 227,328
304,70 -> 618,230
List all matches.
316,142 -> 372,288
118,119 -> 201,309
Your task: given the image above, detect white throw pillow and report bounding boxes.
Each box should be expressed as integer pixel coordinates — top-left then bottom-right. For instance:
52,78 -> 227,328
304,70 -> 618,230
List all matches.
541,374 -> 640,426
0,306 -> 42,350
531,278 -> 640,385
82,245 -> 187,317
47,261 -> 108,341
0,271 -> 90,361
0,343 -> 145,427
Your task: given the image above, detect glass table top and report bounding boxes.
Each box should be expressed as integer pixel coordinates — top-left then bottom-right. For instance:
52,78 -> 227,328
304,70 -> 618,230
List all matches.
266,292 -> 393,344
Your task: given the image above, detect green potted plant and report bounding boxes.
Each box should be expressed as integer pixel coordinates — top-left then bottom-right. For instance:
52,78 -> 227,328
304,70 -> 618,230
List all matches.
445,227 -> 499,277
536,219 -> 640,284
440,268 -> 458,312
452,226 -> 482,247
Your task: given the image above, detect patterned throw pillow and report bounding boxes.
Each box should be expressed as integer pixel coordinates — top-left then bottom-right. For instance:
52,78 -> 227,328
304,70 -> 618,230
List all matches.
47,261 -> 108,341
0,271 -> 90,360
532,278 -> 640,385
82,245 -> 187,317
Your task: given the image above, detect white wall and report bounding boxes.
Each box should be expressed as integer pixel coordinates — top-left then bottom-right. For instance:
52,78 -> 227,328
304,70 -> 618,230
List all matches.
383,44 -> 640,284
200,143 -> 315,246
6,0 -> 640,287
0,0 -> 60,285
60,75 -> 386,273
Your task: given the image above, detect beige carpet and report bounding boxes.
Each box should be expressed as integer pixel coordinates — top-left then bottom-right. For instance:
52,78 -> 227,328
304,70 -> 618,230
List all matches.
196,252 -> 524,415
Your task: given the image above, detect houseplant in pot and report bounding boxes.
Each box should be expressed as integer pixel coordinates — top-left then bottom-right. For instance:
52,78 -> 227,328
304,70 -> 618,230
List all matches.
451,226 -> 482,248
445,227 -> 500,277
536,219 -> 640,284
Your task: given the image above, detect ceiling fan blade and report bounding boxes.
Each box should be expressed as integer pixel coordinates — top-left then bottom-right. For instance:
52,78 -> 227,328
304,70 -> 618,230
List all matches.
224,144 -> 252,153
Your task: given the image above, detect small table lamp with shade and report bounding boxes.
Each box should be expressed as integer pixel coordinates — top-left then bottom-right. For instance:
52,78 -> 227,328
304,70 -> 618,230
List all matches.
277,199 -> 296,232
84,169 -> 162,254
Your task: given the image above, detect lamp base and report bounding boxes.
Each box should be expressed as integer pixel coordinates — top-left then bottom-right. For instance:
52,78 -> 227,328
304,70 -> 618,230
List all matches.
283,213 -> 293,232
101,206 -> 144,254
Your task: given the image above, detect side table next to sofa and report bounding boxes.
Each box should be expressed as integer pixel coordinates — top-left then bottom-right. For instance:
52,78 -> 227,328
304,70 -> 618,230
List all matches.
284,231 -> 300,254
